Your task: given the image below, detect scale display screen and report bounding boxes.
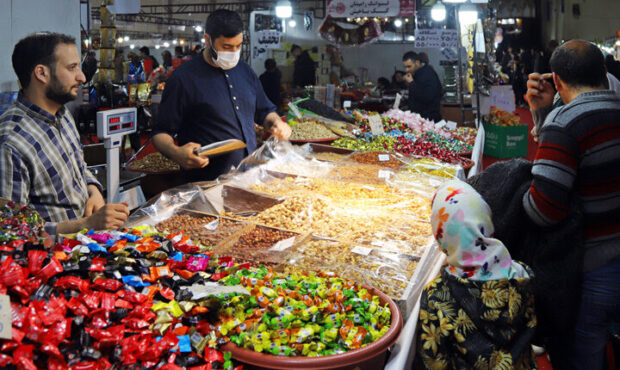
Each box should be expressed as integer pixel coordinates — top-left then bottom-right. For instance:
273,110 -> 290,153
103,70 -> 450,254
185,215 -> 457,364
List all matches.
97,108 -> 137,139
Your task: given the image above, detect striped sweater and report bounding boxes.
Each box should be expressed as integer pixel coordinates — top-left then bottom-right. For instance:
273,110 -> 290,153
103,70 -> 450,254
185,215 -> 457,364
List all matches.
523,90 -> 620,272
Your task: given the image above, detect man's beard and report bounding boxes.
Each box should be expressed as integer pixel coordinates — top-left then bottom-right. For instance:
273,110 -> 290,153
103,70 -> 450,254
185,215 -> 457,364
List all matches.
45,72 -> 79,106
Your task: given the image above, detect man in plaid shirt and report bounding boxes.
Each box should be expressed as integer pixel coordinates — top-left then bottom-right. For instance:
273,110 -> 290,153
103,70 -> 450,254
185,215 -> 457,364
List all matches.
0,32 -> 129,235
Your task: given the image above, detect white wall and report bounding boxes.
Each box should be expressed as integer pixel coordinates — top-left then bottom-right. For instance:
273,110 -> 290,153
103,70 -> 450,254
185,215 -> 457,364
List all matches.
0,0 -> 81,92
542,0 -> 620,43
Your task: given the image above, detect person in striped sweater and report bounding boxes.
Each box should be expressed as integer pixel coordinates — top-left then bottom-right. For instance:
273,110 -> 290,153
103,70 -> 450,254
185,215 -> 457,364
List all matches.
523,40 -> 620,369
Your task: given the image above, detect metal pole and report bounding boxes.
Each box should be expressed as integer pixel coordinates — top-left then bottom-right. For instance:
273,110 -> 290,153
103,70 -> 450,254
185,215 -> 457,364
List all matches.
473,20 -> 481,128
455,5 -> 465,124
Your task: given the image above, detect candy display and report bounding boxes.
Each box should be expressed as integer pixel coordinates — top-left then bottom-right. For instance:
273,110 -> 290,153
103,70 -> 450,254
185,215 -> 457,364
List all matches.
0,199 -> 47,246
485,106 -> 522,126
349,151 -> 406,169
421,131 -> 473,154
0,221 -> 242,369
289,120 -> 339,141
216,267 -> 392,356
126,152 -> 180,172
401,157 -> 460,179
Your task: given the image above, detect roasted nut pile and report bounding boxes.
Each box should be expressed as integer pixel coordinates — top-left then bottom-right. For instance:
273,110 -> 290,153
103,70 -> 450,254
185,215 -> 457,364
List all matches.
328,163 -> 393,185
311,152 -> 349,162
290,120 -> 338,140
127,152 -> 180,172
155,213 -> 245,247
223,226 -> 298,266
349,151 -> 405,169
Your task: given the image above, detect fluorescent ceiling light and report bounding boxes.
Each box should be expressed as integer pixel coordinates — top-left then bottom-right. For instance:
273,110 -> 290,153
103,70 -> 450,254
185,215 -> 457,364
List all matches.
275,0 -> 292,18
431,3 -> 447,22
288,19 -> 297,28
394,19 -> 403,28
459,4 -> 478,25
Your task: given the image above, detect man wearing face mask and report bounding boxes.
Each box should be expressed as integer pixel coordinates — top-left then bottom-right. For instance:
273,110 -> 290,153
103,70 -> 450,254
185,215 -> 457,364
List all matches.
0,32 -> 130,235
153,9 -> 291,182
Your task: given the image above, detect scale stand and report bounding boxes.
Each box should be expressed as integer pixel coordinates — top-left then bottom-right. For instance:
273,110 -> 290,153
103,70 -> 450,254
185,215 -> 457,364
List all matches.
96,108 -> 141,204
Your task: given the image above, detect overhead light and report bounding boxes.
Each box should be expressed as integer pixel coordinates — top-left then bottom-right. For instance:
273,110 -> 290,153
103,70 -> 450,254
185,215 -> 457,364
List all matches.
288,19 -> 297,28
431,3 -> 447,22
163,42 -> 170,47
459,4 -> 478,25
155,45 -> 160,49
444,0 -> 466,3
117,37 -> 124,43
201,38 -> 205,43
194,25 -> 203,32
130,44 -> 135,49
405,18 -> 409,23
275,0 -> 292,18
84,39 -> 90,46
180,39 -> 185,45
394,19 -> 403,28
172,39 -> 177,45
124,35 -> 129,42
407,35 -> 415,41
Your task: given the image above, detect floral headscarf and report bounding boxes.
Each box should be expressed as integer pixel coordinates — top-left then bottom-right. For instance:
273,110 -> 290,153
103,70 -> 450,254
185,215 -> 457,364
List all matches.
431,179 -> 528,281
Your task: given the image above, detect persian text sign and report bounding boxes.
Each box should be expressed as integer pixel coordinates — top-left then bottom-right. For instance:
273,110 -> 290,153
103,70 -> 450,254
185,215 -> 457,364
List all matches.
328,0 -> 400,18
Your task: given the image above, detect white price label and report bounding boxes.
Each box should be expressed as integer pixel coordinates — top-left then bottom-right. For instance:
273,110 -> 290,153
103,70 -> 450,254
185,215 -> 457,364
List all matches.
343,100 -> 352,109
205,219 -> 219,231
378,154 -> 390,162
378,170 -> 391,179
351,246 -> 373,256
393,93 -> 402,109
446,121 -> 458,130
270,237 -> 296,252
368,115 -> 384,135
0,295 -> 11,339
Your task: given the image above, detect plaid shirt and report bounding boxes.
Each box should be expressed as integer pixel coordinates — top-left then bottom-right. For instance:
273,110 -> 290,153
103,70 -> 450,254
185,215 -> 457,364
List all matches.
0,93 -> 101,234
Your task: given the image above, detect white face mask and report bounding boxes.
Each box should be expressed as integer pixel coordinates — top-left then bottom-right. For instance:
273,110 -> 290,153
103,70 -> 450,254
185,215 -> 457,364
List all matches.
211,45 -> 240,70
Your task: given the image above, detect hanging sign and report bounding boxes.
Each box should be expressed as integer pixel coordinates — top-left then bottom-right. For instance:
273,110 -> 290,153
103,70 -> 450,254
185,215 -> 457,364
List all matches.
327,0 -> 400,18
255,30 -> 282,49
414,29 -> 458,48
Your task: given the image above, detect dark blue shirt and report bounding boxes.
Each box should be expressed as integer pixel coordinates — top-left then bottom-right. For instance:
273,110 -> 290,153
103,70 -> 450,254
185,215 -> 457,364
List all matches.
154,53 -> 276,180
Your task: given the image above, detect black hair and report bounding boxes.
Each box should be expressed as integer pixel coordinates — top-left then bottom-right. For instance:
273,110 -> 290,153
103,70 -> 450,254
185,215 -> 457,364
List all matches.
139,46 -> 150,55
174,46 -> 183,55
402,51 -> 418,62
205,9 -> 244,40
377,77 -> 390,87
291,44 -> 302,53
550,40 -> 606,88
12,32 -> 76,90
417,52 -> 429,64
264,58 -> 276,71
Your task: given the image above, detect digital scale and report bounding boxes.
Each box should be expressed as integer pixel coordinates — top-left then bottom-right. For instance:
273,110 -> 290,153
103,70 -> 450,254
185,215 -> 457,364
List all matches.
96,107 -> 145,207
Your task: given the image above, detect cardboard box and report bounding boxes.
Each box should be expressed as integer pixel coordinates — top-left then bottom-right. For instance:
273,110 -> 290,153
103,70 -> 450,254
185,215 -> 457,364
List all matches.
483,122 -> 528,158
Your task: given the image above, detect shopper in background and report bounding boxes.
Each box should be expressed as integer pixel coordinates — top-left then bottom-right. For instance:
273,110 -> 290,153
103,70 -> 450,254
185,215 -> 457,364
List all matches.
259,58 -> 281,108
523,40 -> 620,370
390,70 -> 407,90
174,46 -> 184,58
605,54 -> 620,81
0,32 -> 129,235
127,52 -> 145,83
376,77 -> 390,92
161,50 -> 173,70
82,50 -> 97,83
291,44 -> 316,88
112,49 -> 125,83
153,9 -> 290,182
414,179 -> 536,369
139,46 -> 160,70
402,51 -> 443,122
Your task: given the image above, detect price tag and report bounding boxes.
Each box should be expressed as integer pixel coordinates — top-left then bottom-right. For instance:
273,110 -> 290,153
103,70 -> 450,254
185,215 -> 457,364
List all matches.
343,100 -> 352,109
393,93 -> 402,109
270,237 -> 296,252
351,246 -> 373,256
368,114 -> 384,135
378,154 -> 390,162
378,170 -> 391,179
205,219 -> 219,231
446,120 -> 458,130
189,282 -> 250,300
0,295 -> 11,339
434,120 -> 447,129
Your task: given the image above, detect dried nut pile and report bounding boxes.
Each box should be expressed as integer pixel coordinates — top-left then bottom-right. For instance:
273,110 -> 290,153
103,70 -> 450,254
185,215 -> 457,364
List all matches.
311,152 -> 349,162
224,226 -> 297,266
127,152 -> 180,172
328,164 -> 393,185
349,152 -> 405,169
290,120 -> 338,140
155,213 -> 245,247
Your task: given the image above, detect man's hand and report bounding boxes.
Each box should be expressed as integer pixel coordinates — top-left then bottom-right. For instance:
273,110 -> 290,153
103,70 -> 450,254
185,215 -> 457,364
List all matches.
269,119 -> 292,140
84,202 -> 130,231
404,73 -> 413,84
84,185 -> 105,216
173,142 -> 210,169
525,73 -> 554,111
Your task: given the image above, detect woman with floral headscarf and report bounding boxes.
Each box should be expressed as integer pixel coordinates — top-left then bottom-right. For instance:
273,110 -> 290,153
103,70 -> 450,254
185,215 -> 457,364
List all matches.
414,179 -> 537,369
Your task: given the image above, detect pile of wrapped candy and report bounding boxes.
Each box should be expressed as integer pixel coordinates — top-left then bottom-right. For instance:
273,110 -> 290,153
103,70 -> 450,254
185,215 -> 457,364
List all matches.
421,132 -> 472,154
0,221 -> 243,369
216,267 -> 391,357
381,109 -> 441,135
0,200 -> 48,247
